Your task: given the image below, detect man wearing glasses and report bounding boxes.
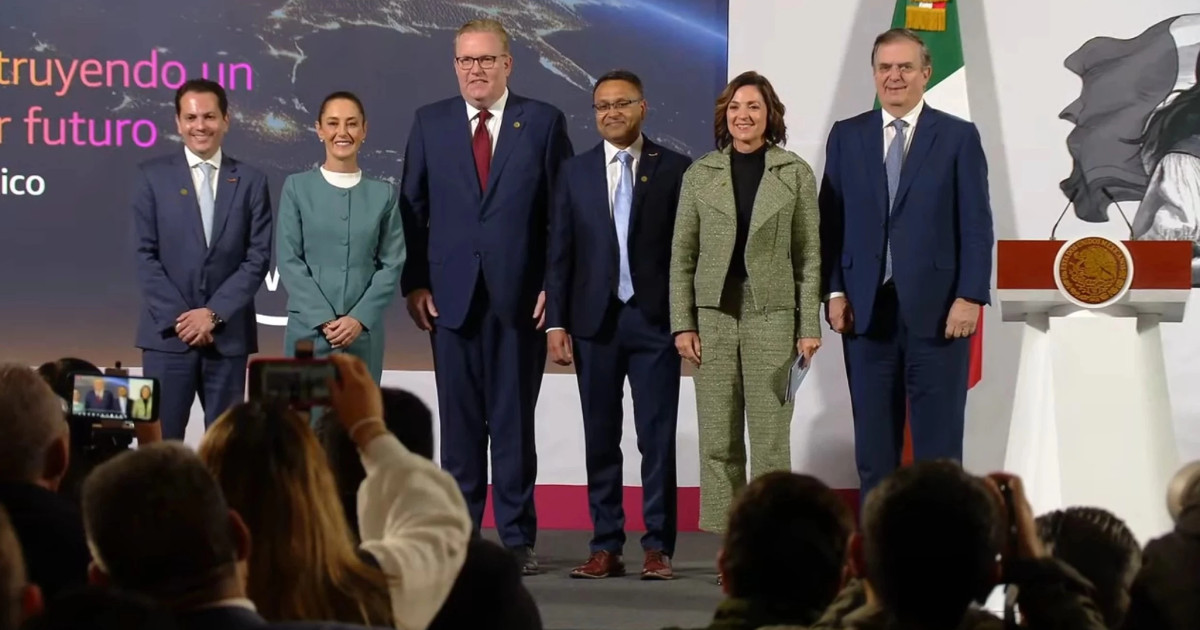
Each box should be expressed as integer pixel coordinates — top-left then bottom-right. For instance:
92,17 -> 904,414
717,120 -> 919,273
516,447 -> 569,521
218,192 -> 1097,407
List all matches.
545,70 -> 692,580
399,17 -> 573,575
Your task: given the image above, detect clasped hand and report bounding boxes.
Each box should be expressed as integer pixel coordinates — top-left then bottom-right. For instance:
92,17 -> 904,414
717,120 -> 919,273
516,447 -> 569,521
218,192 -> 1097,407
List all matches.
324,316 -> 363,349
175,308 -> 215,346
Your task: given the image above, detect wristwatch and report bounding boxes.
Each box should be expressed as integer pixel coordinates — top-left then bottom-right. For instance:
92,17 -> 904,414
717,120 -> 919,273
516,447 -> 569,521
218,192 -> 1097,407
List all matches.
208,309 -> 223,327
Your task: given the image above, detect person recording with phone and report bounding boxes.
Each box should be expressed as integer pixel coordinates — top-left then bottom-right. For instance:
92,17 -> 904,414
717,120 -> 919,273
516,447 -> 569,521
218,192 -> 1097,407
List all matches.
817,462 -> 1106,630
276,91 -> 405,384
199,354 -> 471,629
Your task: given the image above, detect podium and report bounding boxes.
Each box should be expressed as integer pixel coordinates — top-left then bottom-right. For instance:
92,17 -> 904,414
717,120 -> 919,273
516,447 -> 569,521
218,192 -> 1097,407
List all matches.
998,237 -> 1191,542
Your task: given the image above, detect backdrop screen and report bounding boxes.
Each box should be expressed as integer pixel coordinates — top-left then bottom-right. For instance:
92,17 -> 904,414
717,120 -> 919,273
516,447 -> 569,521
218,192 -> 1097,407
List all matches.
0,0 -> 730,369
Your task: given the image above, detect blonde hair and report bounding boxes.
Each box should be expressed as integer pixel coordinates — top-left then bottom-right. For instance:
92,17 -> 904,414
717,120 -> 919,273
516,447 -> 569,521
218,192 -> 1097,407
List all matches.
198,403 -> 393,626
456,18 -> 511,53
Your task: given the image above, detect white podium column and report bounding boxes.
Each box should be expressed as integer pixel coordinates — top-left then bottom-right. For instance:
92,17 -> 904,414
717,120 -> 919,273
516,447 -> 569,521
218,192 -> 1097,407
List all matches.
1003,306 -> 1179,543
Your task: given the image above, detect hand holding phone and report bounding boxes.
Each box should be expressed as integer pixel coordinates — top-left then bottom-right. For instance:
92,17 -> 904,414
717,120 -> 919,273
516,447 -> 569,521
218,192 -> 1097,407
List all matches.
326,354 -> 385,447
984,472 -> 1046,570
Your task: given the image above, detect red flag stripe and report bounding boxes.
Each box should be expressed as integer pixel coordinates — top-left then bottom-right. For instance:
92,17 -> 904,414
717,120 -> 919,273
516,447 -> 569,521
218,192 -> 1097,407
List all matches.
968,309 -> 983,388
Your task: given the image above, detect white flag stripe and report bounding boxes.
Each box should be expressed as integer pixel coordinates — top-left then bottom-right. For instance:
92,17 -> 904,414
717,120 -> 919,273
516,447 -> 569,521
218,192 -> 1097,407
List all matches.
924,66 -> 971,121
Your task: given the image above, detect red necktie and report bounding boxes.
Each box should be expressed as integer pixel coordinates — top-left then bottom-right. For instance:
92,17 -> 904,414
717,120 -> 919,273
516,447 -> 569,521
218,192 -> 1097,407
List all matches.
473,109 -> 492,192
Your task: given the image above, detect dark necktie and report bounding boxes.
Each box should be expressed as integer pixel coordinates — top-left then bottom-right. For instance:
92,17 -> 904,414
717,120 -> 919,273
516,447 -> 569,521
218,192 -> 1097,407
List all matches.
473,109 -> 493,192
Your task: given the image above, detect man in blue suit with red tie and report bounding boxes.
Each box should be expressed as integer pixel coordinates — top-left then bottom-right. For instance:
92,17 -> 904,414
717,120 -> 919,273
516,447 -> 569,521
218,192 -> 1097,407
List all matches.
545,70 -> 691,581
399,18 -> 573,574
819,29 -> 994,502
133,79 -> 273,440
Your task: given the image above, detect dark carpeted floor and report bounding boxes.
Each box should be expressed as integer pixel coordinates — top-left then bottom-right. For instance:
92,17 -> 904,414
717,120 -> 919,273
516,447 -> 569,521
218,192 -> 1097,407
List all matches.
482,529 -> 726,630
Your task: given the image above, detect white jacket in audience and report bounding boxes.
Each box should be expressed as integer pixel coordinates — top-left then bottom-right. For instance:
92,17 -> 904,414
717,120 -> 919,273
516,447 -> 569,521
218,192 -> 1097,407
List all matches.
356,433 -> 472,630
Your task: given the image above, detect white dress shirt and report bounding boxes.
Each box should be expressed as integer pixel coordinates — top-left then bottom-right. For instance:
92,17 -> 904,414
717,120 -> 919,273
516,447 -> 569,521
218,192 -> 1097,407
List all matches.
465,88 -> 509,156
827,100 -> 925,301
319,167 -> 363,189
184,146 -> 221,198
881,99 -> 924,161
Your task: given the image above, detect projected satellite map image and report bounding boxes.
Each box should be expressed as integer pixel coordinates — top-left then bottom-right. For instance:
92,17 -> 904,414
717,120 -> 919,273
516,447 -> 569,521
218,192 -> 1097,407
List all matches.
0,0 -> 729,366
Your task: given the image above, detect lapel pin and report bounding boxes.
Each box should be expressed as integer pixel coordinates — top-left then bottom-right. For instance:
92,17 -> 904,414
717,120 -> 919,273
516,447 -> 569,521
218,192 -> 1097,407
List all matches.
648,152 -> 659,157
513,121 -> 521,128
226,178 -> 238,183
641,176 -> 648,182
180,189 -> 189,196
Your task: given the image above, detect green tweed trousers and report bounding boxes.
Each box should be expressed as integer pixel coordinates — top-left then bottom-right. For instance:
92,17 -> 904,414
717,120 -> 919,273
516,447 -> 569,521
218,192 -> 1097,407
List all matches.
693,280 -> 796,533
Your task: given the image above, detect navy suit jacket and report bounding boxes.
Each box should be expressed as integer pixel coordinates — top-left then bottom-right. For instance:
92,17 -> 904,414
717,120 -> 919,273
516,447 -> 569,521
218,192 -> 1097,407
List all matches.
133,151 -> 273,356
84,390 -> 117,412
819,105 -> 993,338
399,92 -> 574,329
545,137 -> 692,337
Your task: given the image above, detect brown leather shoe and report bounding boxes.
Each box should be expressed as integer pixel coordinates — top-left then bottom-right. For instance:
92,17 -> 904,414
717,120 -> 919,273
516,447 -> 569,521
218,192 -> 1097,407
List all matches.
642,550 -> 675,580
570,550 -> 625,579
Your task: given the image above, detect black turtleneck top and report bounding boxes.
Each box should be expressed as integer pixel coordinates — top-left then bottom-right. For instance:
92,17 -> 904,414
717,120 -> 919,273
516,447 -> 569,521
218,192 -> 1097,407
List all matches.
728,143 -> 768,279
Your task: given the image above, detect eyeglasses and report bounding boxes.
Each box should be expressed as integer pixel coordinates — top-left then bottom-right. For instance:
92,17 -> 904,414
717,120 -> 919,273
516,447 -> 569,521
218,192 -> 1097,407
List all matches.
593,99 -> 642,113
455,55 -> 507,70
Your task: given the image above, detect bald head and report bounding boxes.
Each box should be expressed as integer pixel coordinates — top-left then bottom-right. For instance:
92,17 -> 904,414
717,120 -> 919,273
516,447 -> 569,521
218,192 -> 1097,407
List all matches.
1168,460 -> 1200,522
0,364 -> 68,485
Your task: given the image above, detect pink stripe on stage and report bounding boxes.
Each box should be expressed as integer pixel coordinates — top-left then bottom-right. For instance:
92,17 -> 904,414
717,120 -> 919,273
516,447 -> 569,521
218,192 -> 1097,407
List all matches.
480,486 -> 861,531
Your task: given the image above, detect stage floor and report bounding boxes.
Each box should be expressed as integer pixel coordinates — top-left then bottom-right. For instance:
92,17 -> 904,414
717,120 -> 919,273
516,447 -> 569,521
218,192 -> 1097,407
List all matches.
482,529 -> 725,630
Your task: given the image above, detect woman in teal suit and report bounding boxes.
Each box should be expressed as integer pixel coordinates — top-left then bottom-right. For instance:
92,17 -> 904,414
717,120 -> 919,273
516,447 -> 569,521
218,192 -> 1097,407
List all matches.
277,91 -> 406,382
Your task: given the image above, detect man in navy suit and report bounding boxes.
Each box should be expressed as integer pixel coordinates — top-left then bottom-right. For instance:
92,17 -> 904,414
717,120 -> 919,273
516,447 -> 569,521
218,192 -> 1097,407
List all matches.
545,70 -> 690,581
133,79 -> 272,440
83,378 -> 118,413
819,29 -> 994,502
399,18 -> 573,574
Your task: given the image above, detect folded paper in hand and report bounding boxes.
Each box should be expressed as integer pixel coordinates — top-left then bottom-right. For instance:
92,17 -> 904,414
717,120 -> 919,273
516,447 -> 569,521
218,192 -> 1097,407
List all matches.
785,355 -> 810,403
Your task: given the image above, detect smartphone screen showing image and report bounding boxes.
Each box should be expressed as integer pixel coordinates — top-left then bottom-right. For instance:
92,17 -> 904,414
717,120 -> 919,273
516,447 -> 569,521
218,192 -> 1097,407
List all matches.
248,359 -> 337,409
70,373 -> 159,422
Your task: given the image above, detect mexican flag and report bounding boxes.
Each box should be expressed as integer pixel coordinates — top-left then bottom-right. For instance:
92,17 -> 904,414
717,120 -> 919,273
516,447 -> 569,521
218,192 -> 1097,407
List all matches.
890,1 -> 985,460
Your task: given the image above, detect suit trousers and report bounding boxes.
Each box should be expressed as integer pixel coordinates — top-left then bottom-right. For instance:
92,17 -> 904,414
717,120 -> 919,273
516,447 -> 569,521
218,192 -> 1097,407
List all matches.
143,348 -> 247,440
693,278 -> 796,533
842,283 -> 970,506
573,297 -> 680,556
432,278 -> 545,549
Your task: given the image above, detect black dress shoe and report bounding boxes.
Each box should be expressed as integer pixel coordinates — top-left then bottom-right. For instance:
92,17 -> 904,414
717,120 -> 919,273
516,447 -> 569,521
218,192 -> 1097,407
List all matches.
510,546 -> 539,576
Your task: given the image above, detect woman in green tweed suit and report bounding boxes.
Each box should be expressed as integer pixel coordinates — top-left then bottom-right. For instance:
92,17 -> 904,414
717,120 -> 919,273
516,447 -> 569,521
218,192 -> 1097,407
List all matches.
670,71 -> 822,532
277,91 -> 406,383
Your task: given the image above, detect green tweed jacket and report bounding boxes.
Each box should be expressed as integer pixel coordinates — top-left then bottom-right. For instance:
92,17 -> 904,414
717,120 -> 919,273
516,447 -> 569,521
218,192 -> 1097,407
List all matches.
669,145 -> 822,339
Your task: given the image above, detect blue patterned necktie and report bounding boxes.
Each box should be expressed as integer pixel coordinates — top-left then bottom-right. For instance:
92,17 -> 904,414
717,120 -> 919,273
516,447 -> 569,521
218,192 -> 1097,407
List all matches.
198,162 -> 216,247
613,150 -> 635,302
883,119 -> 908,284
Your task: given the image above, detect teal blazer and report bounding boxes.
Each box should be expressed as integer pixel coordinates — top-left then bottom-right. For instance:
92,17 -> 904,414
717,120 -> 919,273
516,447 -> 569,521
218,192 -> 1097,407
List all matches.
276,169 -> 406,381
